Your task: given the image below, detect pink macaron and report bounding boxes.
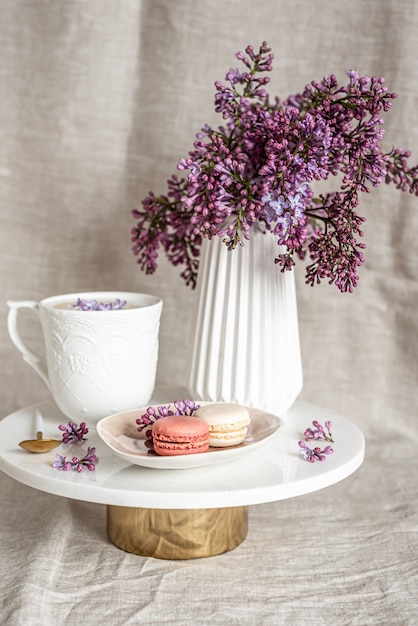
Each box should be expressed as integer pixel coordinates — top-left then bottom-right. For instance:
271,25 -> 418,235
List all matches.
152,415 -> 210,456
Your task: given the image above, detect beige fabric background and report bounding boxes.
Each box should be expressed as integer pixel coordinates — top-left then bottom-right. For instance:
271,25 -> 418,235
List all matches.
1,1 -> 417,624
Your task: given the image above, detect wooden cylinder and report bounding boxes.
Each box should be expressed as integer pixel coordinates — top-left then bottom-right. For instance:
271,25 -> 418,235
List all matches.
107,505 -> 248,559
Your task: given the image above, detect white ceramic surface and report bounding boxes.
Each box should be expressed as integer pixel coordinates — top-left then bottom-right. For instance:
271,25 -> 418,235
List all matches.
186,227 -> 303,415
0,391 -> 365,509
96,402 -> 283,470
7,291 -> 162,421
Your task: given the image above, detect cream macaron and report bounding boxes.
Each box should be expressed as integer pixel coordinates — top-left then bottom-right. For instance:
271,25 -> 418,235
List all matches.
194,403 -> 251,447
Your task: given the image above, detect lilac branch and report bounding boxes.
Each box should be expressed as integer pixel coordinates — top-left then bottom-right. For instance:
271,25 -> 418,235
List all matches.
298,441 -> 334,463
131,42 -> 418,292
52,447 -> 99,472
58,421 -> 89,444
136,399 -> 200,440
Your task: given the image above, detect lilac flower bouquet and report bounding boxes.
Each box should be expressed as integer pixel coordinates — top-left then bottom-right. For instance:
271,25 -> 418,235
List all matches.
131,42 -> 418,292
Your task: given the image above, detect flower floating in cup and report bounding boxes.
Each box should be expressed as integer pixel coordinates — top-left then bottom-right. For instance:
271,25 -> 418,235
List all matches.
52,447 -> 99,473
58,421 -> 89,444
299,419 -> 335,462
72,298 -> 127,311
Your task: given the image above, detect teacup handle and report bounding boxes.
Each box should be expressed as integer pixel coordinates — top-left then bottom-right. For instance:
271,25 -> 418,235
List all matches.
7,300 -> 51,390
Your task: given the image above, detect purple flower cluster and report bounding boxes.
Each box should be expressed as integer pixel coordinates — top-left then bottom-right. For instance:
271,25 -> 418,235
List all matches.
58,421 -> 89,444
304,419 -> 334,443
136,399 -> 200,440
298,441 -> 334,463
52,447 -> 99,472
131,41 -> 418,292
299,418 -> 335,463
72,298 -> 127,311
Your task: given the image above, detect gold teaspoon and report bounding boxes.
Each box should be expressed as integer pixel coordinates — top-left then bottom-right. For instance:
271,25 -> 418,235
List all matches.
19,409 -> 61,453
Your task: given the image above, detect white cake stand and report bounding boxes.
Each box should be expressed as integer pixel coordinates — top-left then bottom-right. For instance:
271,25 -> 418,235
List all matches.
0,392 -> 364,559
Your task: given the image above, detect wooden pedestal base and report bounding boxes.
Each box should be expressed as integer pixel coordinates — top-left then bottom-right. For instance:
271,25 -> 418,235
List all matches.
107,505 -> 249,560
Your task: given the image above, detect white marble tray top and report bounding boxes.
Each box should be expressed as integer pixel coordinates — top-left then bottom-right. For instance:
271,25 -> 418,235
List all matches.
0,395 -> 364,510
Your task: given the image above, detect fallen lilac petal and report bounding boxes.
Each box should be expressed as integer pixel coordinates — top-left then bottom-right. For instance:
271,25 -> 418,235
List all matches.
52,454 -> 73,471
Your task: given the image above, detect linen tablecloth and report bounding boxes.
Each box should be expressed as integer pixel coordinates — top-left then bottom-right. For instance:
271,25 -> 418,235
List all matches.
1,1 -> 417,624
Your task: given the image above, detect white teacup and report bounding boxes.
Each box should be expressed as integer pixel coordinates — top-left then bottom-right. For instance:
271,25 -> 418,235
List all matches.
7,291 -> 163,421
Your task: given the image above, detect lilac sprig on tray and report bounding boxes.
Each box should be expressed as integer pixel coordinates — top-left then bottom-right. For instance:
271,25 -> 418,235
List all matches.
304,419 -> 334,443
72,298 -> 127,311
298,441 -> 334,463
52,447 -> 99,472
136,399 -> 200,441
299,419 -> 335,462
58,421 -> 89,444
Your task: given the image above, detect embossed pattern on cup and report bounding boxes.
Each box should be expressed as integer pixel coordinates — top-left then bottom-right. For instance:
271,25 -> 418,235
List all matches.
7,292 -> 163,421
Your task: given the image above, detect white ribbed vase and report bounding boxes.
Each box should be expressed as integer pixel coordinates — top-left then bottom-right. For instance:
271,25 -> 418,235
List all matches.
186,226 -> 303,415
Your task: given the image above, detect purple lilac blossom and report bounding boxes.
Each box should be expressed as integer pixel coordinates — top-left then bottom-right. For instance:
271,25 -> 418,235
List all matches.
52,454 -> 73,471
131,41 -> 418,292
71,447 -> 99,472
304,419 -> 334,442
52,447 -> 99,472
58,421 -> 89,444
136,399 -> 200,440
298,440 -> 334,462
73,298 -> 127,311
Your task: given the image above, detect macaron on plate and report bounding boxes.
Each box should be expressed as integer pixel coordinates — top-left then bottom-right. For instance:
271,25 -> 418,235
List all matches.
96,401 -> 283,470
